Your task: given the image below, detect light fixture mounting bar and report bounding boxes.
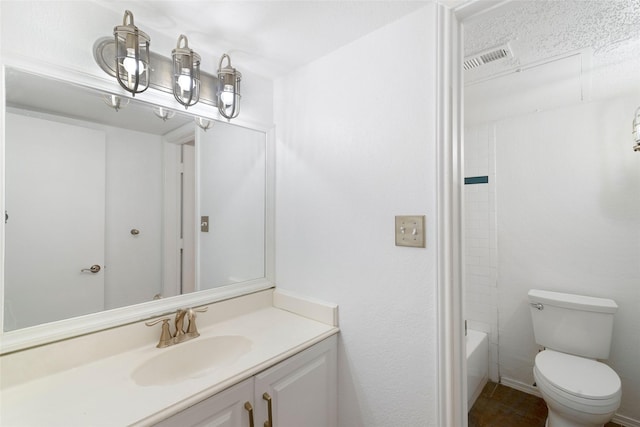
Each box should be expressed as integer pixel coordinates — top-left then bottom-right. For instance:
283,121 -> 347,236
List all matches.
93,37 -> 219,107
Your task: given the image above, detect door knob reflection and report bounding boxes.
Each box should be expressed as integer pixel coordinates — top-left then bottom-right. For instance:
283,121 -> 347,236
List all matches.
81,265 -> 101,273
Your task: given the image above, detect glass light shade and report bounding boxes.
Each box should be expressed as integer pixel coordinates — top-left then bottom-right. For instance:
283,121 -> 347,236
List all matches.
177,71 -> 193,91
114,10 -> 150,95
195,117 -> 213,131
153,106 -> 176,121
220,85 -> 235,105
217,54 -> 242,120
172,35 -> 201,108
123,48 -> 146,75
103,94 -> 129,112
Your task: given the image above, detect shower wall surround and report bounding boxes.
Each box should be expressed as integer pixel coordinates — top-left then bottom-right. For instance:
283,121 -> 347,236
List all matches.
464,123 -> 498,383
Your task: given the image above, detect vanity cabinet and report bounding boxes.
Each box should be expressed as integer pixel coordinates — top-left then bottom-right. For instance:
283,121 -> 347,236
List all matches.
154,335 -> 337,427
154,378 -> 254,427
253,335 -> 337,427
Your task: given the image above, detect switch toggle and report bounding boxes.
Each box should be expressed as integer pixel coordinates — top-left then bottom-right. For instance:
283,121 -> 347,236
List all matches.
395,215 -> 426,248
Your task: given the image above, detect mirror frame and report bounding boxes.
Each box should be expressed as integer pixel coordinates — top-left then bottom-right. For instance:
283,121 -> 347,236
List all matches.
0,57 -> 275,354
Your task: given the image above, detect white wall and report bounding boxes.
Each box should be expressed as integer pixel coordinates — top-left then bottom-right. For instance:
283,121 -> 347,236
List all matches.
465,68 -> 640,422
274,6 -> 439,426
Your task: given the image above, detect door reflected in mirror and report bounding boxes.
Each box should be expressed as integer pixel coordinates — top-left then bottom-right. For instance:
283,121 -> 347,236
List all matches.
3,69 -> 267,332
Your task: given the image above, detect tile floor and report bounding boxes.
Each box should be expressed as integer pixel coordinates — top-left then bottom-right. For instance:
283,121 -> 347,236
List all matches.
469,381 -> 623,427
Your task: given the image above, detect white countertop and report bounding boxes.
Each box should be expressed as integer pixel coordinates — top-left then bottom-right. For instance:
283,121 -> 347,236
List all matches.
0,304 -> 338,426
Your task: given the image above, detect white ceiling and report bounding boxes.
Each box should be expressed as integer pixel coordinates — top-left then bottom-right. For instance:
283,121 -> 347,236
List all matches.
92,0 -> 432,79
8,1 -> 435,134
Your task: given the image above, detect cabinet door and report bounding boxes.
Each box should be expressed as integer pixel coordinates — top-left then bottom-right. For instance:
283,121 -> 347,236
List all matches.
154,378 -> 254,427
254,336 -> 337,427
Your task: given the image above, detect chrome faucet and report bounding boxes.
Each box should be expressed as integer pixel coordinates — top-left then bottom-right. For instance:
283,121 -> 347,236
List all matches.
146,306 -> 208,348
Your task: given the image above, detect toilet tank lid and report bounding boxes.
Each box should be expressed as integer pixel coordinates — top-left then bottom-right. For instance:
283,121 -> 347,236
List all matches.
528,289 -> 618,314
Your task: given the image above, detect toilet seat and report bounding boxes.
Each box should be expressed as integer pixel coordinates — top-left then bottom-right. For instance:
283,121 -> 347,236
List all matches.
534,350 -> 621,418
534,367 -> 621,417
535,350 -> 620,401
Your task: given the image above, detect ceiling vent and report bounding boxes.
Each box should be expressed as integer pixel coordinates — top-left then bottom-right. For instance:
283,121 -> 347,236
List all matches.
464,45 -> 513,70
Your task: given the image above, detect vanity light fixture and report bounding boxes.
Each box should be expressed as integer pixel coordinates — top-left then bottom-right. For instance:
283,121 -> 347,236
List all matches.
172,35 -> 201,108
217,54 -> 242,120
633,107 -> 640,152
103,94 -> 129,112
97,15 -> 243,114
195,117 -> 213,131
114,10 -> 150,96
153,106 -> 176,121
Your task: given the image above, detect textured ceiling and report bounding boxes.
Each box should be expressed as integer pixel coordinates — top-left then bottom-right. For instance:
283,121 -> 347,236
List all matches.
464,0 -> 640,84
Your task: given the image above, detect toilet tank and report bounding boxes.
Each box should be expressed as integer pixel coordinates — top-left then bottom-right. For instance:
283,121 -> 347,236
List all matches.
528,289 -> 617,359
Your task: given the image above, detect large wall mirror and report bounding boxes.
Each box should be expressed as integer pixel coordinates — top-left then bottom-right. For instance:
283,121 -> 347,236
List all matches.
2,67 -> 273,348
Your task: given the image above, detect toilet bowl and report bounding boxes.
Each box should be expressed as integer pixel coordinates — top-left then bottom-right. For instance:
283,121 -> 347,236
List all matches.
534,350 -> 621,427
528,289 -> 621,427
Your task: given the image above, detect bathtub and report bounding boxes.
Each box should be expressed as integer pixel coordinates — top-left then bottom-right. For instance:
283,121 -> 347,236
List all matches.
466,329 -> 489,411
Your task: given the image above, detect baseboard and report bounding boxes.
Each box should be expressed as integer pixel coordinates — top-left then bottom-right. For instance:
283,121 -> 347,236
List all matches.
612,413 -> 640,427
499,377 -> 542,398
499,376 -> 640,427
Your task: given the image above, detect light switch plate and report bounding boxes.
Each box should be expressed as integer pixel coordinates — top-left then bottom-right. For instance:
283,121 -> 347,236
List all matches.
395,215 -> 426,248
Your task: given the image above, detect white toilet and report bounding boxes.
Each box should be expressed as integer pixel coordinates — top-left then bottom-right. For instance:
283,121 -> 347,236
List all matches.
528,289 -> 621,427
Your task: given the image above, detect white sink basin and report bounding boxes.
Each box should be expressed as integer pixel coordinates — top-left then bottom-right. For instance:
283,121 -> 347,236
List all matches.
132,335 -> 252,386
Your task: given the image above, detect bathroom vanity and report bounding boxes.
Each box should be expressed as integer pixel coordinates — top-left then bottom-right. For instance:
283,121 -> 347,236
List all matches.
155,337 -> 336,427
0,289 -> 339,426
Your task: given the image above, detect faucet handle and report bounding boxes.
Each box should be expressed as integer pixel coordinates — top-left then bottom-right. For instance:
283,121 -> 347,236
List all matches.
145,318 -> 173,348
186,306 -> 208,337
145,317 -> 171,328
